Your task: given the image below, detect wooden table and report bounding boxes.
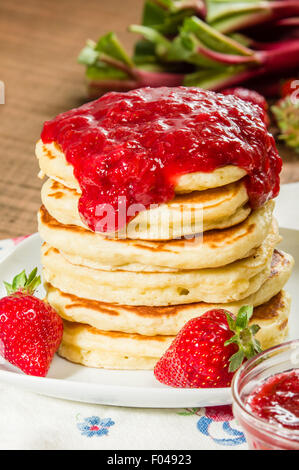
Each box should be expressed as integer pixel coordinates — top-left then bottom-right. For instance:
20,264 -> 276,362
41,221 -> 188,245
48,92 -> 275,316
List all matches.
0,0 -> 298,238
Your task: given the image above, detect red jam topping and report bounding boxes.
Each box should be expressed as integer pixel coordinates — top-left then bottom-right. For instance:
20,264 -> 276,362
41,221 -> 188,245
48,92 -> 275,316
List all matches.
222,87 -> 268,113
41,87 -> 281,232
246,370 -> 299,430
222,87 -> 269,126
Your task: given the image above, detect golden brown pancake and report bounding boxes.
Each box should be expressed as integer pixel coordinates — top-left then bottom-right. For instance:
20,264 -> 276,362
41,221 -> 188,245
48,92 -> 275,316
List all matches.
45,249 -> 294,335
38,201 -> 275,270
41,221 -> 278,306
41,177 -> 251,240
58,290 -> 291,370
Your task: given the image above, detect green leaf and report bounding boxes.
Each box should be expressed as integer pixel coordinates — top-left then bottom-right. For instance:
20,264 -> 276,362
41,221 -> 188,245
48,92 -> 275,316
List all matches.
210,10 -> 270,34
3,281 -> 14,295
142,0 -> 167,26
181,16 -> 253,56
129,25 -> 171,48
224,304 -> 263,372
229,32 -> 252,47
168,33 -> 233,68
166,34 -> 195,62
183,65 -> 246,88
3,268 -> 41,295
229,350 -> 245,372
129,25 -> 172,61
236,306 -> 251,330
224,334 -> 238,346
207,1 -> 267,24
27,268 -> 38,285
12,270 -> 26,291
155,0 -> 173,9
249,324 -> 260,336
95,32 -> 133,66
86,65 -> 129,81
225,312 -> 236,332
134,39 -> 159,64
78,44 -> 99,66
240,305 -> 253,321
252,338 -> 262,355
26,274 -> 41,294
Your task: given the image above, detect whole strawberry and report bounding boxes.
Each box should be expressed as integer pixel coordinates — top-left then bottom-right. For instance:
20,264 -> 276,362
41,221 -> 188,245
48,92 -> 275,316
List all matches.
0,268 -> 63,377
154,306 -> 261,388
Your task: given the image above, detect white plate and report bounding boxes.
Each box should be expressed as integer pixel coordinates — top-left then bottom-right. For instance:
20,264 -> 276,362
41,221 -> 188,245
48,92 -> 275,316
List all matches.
0,231 -> 298,408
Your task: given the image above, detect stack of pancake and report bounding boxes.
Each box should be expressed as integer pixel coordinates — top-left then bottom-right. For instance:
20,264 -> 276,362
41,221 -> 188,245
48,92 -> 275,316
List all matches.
36,139 -> 294,370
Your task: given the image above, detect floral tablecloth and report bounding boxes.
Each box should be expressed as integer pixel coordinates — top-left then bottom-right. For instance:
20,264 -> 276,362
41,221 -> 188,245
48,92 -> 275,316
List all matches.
0,183 -> 297,450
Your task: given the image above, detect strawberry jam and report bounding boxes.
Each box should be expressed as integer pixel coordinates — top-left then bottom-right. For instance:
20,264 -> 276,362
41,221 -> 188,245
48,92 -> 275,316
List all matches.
246,370 -> 299,430
41,87 -> 281,232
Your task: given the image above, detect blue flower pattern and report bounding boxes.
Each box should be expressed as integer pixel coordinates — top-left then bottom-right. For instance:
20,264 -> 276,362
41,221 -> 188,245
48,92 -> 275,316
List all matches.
77,416 -> 115,438
179,406 -> 246,447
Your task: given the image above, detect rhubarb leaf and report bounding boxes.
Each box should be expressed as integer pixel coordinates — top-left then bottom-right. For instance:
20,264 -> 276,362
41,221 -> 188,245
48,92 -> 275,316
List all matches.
141,0 -> 204,34
142,0 -> 168,26
207,1 -> 269,24
181,16 -> 254,55
183,64 -> 247,89
169,33 -> 245,68
129,25 -> 171,47
78,43 -> 99,66
134,39 -> 159,64
95,32 -> 133,66
86,64 -> 130,81
211,11 -> 271,33
129,25 -> 172,59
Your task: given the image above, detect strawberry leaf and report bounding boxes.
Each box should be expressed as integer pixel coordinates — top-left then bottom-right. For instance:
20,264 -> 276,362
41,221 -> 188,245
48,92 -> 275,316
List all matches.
3,281 -> 14,295
240,304 -> 254,321
3,268 -> 41,295
12,270 -> 26,291
249,324 -> 260,336
27,267 -> 38,285
235,308 -> 248,330
225,311 -> 236,331
225,304 -> 262,373
229,350 -> 245,372
224,334 -> 238,346
236,305 -> 253,330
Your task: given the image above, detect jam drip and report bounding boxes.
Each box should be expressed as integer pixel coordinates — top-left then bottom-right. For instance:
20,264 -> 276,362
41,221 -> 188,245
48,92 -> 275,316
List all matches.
41,87 -> 282,232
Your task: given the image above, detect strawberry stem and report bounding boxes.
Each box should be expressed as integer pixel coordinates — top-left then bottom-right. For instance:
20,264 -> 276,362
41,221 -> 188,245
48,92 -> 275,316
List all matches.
224,305 -> 262,372
3,268 -> 41,295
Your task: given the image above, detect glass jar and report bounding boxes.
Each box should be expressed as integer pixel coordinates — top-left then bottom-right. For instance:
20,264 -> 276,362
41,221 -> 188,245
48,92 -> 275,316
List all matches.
232,339 -> 299,450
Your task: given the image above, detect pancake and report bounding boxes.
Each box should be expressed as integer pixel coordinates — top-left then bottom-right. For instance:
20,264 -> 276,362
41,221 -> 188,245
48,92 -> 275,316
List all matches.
41,178 -> 250,240
58,290 -> 291,370
38,200 -> 275,270
36,139 -> 247,194
46,250 -> 294,335
41,224 -> 279,305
